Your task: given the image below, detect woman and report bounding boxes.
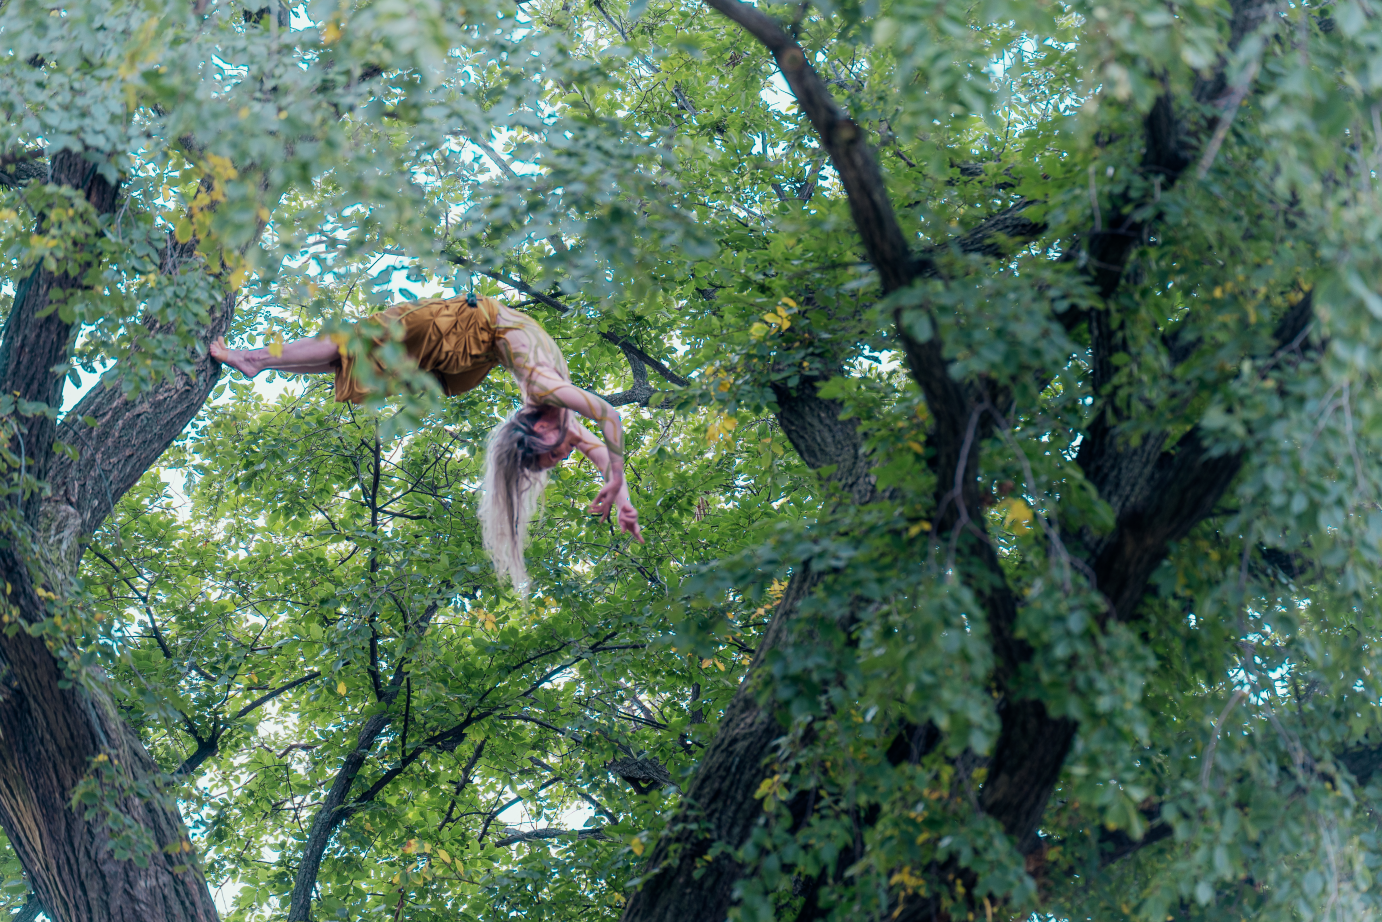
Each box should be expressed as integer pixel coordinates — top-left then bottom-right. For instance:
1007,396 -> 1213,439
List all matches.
209,294 -> 643,591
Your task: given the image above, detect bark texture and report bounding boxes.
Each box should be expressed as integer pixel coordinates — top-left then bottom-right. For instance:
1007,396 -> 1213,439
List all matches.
0,148 -> 234,922
621,384 -> 872,922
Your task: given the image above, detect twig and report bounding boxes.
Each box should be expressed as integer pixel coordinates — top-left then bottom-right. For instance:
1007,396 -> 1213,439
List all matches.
1088,163 -> 1102,233
1196,58 -> 1261,179
1200,688 -> 1247,793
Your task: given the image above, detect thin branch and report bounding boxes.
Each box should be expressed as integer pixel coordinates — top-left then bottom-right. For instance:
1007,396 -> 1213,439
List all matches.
444,254 -> 689,387
235,671 -> 323,720
89,548 -> 175,661
1196,59 -> 1261,179
1200,688 -> 1248,792
438,739 -> 488,831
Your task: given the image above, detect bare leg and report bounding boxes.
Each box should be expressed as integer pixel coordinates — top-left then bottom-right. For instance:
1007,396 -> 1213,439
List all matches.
210,336 -> 340,379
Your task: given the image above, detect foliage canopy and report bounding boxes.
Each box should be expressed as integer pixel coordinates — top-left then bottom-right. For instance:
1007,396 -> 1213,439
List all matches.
1,0 -> 1381,920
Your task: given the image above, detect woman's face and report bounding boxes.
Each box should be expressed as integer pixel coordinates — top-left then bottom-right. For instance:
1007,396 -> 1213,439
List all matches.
530,408 -> 577,470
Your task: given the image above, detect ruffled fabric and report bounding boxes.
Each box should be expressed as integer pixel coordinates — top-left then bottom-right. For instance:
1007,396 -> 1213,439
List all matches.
333,295 -> 504,404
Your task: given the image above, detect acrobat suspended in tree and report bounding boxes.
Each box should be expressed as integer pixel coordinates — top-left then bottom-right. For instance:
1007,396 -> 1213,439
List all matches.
210,293 -> 644,590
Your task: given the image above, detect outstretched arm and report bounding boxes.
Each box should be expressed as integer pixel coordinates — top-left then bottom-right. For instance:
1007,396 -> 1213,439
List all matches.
565,418 -> 643,543
542,383 -> 643,543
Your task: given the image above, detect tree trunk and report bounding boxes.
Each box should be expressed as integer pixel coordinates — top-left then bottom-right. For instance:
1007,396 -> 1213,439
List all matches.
0,145 -> 234,922
622,382 -> 872,922
0,629 -> 219,922
620,567 -> 820,922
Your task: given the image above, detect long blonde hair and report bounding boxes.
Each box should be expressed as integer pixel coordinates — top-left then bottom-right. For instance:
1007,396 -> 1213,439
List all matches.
478,407 -> 562,594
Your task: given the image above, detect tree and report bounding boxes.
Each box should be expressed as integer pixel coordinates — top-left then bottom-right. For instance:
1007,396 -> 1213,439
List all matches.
2,0 -> 1382,920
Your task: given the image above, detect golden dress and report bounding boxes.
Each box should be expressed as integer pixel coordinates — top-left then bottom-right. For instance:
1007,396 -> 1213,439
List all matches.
333,294 -> 507,404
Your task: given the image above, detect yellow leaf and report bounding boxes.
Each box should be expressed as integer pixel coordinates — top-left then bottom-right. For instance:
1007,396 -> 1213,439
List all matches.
780,296 -> 797,308
437,848 -> 451,864
907,520 -> 931,538
267,333 -> 284,358
906,440 -> 925,455
700,658 -> 715,669
204,152 -> 238,180
890,866 -> 927,896
322,18 -> 344,44
238,106 -> 250,119
336,680 -> 347,695
629,837 -> 644,856
402,839 -> 418,854
227,266 -> 247,291
174,218 -> 193,244
748,322 -> 769,339
714,659 -> 725,671
256,205 -> 271,222
706,415 -> 738,445
754,774 -> 782,801
997,498 -> 1033,534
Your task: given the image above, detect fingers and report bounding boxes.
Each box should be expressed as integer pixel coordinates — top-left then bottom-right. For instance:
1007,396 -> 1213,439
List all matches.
588,486 -> 641,539
588,488 -> 616,522
616,504 -> 643,543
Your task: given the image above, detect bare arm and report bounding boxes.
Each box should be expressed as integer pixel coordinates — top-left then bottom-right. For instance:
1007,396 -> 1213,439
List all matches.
568,420 -> 613,479
561,399 -> 644,543
546,383 -> 626,476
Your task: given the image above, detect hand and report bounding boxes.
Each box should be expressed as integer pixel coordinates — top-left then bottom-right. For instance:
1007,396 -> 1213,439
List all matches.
588,477 -> 624,523
589,478 -> 645,543
616,498 -> 644,543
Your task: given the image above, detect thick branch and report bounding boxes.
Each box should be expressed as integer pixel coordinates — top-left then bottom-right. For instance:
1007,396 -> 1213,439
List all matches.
621,567 -> 822,922
493,826 -> 610,847
286,600 -> 440,922
700,0 -> 919,292
49,293 -> 234,538
11,893 -> 42,922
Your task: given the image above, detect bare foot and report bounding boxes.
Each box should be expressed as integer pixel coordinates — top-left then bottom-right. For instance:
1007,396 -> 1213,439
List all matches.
209,337 -> 260,379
